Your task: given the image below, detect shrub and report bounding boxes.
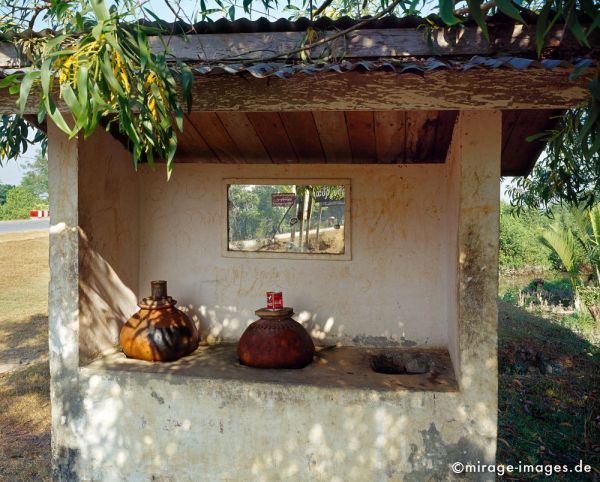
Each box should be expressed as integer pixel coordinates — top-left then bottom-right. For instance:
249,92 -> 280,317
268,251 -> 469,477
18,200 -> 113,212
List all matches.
0,183 -> 15,205
499,203 -> 552,270
577,286 -> 600,324
0,187 -> 47,220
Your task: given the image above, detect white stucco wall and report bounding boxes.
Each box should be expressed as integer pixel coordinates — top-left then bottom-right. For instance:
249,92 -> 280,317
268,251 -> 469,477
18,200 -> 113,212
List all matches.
49,111 -> 500,481
78,128 -> 140,362
138,163 -> 453,347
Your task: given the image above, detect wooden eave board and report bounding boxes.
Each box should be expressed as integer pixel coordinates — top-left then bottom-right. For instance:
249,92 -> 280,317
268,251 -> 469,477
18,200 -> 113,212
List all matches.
173,109 -> 560,176
153,25 -> 571,61
179,110 -> 456,164
0,25 -> 576,68
501,108 -> 564,176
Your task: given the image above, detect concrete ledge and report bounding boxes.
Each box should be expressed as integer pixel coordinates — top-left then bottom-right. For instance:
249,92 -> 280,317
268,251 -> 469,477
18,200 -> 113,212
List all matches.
82,344 -> 458,395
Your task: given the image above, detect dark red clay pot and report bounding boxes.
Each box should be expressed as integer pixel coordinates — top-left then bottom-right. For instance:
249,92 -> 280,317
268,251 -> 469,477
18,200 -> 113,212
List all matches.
119,280 -> 199,362
237,308 -> 315,369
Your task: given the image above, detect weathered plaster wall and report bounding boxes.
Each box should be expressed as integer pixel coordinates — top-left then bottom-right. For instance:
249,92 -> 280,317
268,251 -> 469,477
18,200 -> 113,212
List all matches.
452,111 -> 500,461
445,127 -> 460,377
48,123 -> 81,480
49,111 -> 500,481
75,368 -> 489,482
78,128 -> 140,363
138,163 -> 452,347
48,124 -> 143,479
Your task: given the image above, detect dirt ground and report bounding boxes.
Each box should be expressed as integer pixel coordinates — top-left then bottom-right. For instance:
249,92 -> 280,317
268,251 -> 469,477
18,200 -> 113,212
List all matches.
0,230 -> 50,481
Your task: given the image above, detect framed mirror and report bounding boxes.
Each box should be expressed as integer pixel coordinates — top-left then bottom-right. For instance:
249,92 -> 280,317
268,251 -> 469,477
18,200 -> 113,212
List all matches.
223,179 -> 351,260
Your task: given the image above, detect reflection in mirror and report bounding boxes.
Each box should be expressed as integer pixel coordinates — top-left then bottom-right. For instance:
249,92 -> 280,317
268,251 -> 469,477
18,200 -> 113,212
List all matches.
227,183 -> 347,255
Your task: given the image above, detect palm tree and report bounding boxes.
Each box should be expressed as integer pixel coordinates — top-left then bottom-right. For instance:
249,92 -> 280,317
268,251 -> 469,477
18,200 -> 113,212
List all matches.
542,205 -> 600,323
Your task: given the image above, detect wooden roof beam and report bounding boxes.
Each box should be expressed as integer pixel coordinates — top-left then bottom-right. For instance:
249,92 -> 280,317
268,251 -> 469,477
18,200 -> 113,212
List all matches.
186,69 -> 589,112
0,67 -> 589,115
0,24 -> 580,68
147,25 -> 570,62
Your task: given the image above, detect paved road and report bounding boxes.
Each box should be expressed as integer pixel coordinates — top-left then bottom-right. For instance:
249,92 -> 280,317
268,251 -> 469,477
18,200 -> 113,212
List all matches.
0,219 -> 50,233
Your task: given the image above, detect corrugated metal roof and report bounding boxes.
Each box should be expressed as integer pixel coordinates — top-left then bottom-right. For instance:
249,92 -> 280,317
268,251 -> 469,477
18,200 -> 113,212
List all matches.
136,11 -> 543,35
0,56 -> 593,79
191,56 -> 595,79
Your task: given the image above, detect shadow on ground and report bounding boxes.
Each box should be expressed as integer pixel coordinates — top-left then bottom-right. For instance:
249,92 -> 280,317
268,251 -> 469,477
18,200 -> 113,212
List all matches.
497,300 -> 599,480
0,313 -> 48,374
0,313 -> 51,482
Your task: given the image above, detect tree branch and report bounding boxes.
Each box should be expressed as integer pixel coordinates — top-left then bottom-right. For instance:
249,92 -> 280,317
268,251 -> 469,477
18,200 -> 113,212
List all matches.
235,0 -> 403,65
454,0 -> 496,17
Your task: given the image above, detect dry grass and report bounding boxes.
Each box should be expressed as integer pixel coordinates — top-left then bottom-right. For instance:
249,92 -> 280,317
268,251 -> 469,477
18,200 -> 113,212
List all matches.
0,230 -> 51,482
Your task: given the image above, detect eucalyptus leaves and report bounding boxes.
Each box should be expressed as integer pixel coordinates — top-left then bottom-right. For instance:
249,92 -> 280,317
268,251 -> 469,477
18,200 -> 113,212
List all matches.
0,0 -> 597,184
4,0 -> 193,178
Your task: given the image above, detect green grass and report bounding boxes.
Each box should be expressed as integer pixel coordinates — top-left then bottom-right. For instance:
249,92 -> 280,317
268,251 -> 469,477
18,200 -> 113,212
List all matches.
498,300 -> 599,480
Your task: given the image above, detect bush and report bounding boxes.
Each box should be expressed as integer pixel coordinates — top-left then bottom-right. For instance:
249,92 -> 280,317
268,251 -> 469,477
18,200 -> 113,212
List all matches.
0,183 -> 15,205
499,203 -> 553,270
577,286 -> 600,323
0,187 -> 47,220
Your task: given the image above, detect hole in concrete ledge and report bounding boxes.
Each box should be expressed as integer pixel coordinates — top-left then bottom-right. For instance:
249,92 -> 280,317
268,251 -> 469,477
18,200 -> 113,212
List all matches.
83,345 -> 458,392
370,352 -> 433,375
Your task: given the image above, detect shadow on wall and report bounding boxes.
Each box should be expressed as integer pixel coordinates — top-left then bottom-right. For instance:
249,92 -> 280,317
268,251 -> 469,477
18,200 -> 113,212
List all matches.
178,303 -> 420,348
78,230 -> 138,363
178,303 -> 343,345
58,364 -> 496,481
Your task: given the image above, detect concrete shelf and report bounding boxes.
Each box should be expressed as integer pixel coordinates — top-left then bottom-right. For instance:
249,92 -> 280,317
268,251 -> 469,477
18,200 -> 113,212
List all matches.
83,344 -> 458,394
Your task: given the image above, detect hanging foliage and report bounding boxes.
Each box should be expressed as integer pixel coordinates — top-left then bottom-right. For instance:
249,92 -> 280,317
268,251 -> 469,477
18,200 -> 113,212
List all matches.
0,0 -> 193,178
0,0 -> 597,181
507,76 -> 600,210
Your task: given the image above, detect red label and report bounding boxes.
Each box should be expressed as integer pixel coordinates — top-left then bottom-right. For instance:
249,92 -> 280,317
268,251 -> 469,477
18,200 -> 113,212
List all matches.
271,193 -> 296,207
266,291 -> 283,309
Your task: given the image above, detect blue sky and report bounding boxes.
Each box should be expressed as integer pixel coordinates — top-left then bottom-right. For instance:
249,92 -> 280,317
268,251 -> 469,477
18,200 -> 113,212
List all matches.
0,145 -> 40,185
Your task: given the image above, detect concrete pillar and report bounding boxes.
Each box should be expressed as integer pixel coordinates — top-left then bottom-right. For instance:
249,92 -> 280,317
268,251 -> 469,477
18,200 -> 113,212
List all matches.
48,122 -> 81,480
456,110 -> 501,468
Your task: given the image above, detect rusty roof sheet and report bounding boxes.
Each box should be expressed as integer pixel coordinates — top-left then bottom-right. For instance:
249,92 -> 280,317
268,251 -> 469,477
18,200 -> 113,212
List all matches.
0,56 -> 593,80
137,11 -> 568,35
191,56 -> 595,79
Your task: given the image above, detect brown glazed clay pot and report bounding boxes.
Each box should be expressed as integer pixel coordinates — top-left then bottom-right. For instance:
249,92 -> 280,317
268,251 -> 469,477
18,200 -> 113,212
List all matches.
237,307 -> 315,369
119,280 -> 199,362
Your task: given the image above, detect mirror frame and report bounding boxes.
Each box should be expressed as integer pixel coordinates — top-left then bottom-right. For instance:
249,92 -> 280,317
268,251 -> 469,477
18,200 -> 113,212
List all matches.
222,178 -> 352,261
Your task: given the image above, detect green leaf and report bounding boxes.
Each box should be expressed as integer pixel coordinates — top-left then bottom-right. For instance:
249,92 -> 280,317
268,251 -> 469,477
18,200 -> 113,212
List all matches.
90,0 -> 110,22
99,51 -> 125,95
45,96 -> 73,136
77,65 -> 89,110
496,0 -> 526,24
589,205 -> 600,247
466,0 -> 489,41
526,132 -> 548,142
61,83 -> 83,119
535,0 -> 551,57
588,78 -> 600,100
580,0 -> 600,35
137,29 -> 150,71
566,10 -> 591,47
40,58 -> 52,96
439,0 -> 461,25
92,21 -> 104,39
542,226 -> 581,284
0,73 -> 22,89
178,62 -> 193,113
18,71 -> 39,114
